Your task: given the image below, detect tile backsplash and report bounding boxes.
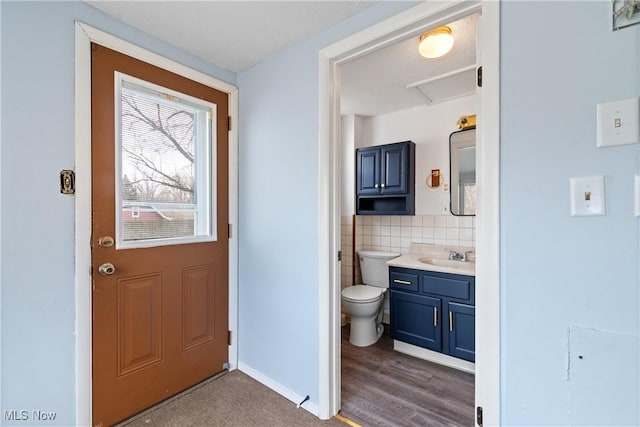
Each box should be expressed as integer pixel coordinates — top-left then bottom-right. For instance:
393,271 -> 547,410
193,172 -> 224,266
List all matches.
341,214 -> 475,287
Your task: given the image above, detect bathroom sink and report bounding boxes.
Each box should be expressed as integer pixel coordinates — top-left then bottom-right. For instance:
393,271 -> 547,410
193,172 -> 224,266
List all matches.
418,258 -> 475,270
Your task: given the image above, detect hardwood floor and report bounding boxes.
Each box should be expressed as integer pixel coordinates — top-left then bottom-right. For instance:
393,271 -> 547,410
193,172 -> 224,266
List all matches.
340,325 -> 474,427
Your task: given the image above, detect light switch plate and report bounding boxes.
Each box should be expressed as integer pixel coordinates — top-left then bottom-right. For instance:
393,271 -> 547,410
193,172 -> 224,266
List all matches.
596,97 -> 639,147
570,175 -> 606,216
635,175 -> 640,218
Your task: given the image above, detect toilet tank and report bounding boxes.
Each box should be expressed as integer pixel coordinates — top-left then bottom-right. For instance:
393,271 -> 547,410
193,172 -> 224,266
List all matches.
358,250 -> 400,288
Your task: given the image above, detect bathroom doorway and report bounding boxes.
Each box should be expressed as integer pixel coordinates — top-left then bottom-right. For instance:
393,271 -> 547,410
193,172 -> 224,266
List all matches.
339,10 -> 477,425
317,1 -> 500,423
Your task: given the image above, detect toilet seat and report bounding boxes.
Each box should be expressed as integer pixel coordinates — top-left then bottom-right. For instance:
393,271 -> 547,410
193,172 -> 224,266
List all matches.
341,285 -> 384,304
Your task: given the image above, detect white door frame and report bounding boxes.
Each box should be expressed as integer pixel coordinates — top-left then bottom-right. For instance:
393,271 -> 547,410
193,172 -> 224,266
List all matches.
317,1 -> 501,424
74,22 -> 239,426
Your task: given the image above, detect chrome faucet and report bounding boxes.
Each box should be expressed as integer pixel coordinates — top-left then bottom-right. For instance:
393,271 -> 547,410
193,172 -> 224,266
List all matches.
448,250 -> 473,262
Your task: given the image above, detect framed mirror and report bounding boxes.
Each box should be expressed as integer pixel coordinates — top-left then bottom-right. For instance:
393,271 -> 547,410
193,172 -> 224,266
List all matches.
449,128 -> 476,216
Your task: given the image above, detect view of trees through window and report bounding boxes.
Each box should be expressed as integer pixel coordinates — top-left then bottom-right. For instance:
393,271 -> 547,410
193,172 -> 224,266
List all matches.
119,84 -> 210,242
121,90 -> 195,203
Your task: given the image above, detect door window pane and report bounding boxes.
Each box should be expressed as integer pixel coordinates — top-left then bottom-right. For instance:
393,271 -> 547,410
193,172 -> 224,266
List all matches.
116,74 -> 217,248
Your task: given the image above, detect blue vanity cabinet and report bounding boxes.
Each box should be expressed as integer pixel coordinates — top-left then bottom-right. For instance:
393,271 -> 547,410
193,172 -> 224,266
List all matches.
355,141 -> 415,215
390,291 -> 441,351
447,302 -> 475,362
389,266 -> 475,362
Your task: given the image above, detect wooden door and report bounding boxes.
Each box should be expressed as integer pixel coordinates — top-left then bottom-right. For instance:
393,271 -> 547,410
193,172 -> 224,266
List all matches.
91,44 -> 229,427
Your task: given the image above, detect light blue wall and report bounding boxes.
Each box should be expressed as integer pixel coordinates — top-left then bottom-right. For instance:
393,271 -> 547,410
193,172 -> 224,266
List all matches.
501,1 -> 639,424
237,1 -> 417,408
4,0 -> 637,425
0,2 -> 234,425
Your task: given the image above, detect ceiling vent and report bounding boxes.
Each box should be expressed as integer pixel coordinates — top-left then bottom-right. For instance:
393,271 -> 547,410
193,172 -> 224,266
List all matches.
407,65 -> 476,106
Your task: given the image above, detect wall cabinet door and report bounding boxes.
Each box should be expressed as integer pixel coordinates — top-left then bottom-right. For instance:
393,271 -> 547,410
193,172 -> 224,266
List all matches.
381,143 -> 408,194
356,147 -> 380,195
447,302 -> 475,362
390,290 -> 441,352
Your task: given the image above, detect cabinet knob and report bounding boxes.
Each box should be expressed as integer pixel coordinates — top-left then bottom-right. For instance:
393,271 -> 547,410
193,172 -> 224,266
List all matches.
374,184 -> 379,188
381,183 -> 385,188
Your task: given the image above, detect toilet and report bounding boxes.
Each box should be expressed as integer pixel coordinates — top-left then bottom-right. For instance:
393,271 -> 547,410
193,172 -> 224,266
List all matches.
342,250 -> 400,347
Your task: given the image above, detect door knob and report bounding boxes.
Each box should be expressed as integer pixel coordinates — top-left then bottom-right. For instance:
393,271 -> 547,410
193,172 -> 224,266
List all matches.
98,263 -> 116,276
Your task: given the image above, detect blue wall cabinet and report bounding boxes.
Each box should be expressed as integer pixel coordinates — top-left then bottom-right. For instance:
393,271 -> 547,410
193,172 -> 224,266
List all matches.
356,148 -> 380,195
390,266 -> 475,362
381,143 -> 409,194
356,141 -> 415,215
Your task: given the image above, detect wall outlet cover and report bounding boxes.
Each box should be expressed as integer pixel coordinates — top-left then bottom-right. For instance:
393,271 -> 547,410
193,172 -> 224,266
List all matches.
570,175 -> 606,216
596,97 -> 639,147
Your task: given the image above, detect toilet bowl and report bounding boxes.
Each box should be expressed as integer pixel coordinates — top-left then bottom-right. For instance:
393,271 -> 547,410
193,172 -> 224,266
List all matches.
341,250 -> 400,347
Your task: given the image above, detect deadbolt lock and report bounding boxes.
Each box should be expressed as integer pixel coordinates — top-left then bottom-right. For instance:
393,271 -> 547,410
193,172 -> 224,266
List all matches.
98,236 -> 114,248
98,263 -> 116,276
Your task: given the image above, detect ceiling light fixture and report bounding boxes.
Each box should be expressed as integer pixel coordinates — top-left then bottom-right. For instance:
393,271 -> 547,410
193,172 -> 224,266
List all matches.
418,26 -> 454,59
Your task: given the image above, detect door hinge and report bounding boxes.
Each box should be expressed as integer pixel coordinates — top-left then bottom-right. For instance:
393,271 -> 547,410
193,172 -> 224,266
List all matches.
477,66 -> 483,88
227,330 -> 232,346
338,250 -> 342,261
60,170 -> 75,195
476,406 -> 483,426
227,223 -> 232,239
227,116 -> 232,131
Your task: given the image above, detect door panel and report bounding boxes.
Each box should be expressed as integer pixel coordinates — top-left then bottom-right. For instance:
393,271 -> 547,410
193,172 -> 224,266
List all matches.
448,302 -> 475,362
381,144 -> 407,194
91,43 -> 228,427
117,273 -> 163,376
356,148 -> 380,194
390,290 -> 442,351
182,265 -> 216,350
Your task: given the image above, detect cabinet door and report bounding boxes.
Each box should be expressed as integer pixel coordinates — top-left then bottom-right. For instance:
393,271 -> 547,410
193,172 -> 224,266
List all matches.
380,143 -> 408,194
356,148 -> 380,195
447,302 -> 475,362
390,290 -> 441,352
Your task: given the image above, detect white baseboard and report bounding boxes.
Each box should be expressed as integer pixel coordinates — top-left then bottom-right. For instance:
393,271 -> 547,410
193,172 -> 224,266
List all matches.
238,362 -> 319,417
393,340 -> 476,374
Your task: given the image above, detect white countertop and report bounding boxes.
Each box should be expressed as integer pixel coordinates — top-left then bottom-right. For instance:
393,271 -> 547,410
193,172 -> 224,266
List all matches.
387,243 -> 476,277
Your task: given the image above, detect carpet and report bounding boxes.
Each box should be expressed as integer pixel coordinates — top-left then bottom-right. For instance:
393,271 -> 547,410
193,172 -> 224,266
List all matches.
119,370 -> 346,427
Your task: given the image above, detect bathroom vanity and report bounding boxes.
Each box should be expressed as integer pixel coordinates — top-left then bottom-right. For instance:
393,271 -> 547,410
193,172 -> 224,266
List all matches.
387,244 -> 475,372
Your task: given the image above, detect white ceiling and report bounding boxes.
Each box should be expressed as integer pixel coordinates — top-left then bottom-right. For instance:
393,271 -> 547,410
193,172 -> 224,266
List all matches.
340,13 -> 479,117
86,1 -> 374,72
87,2 -> 478,118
